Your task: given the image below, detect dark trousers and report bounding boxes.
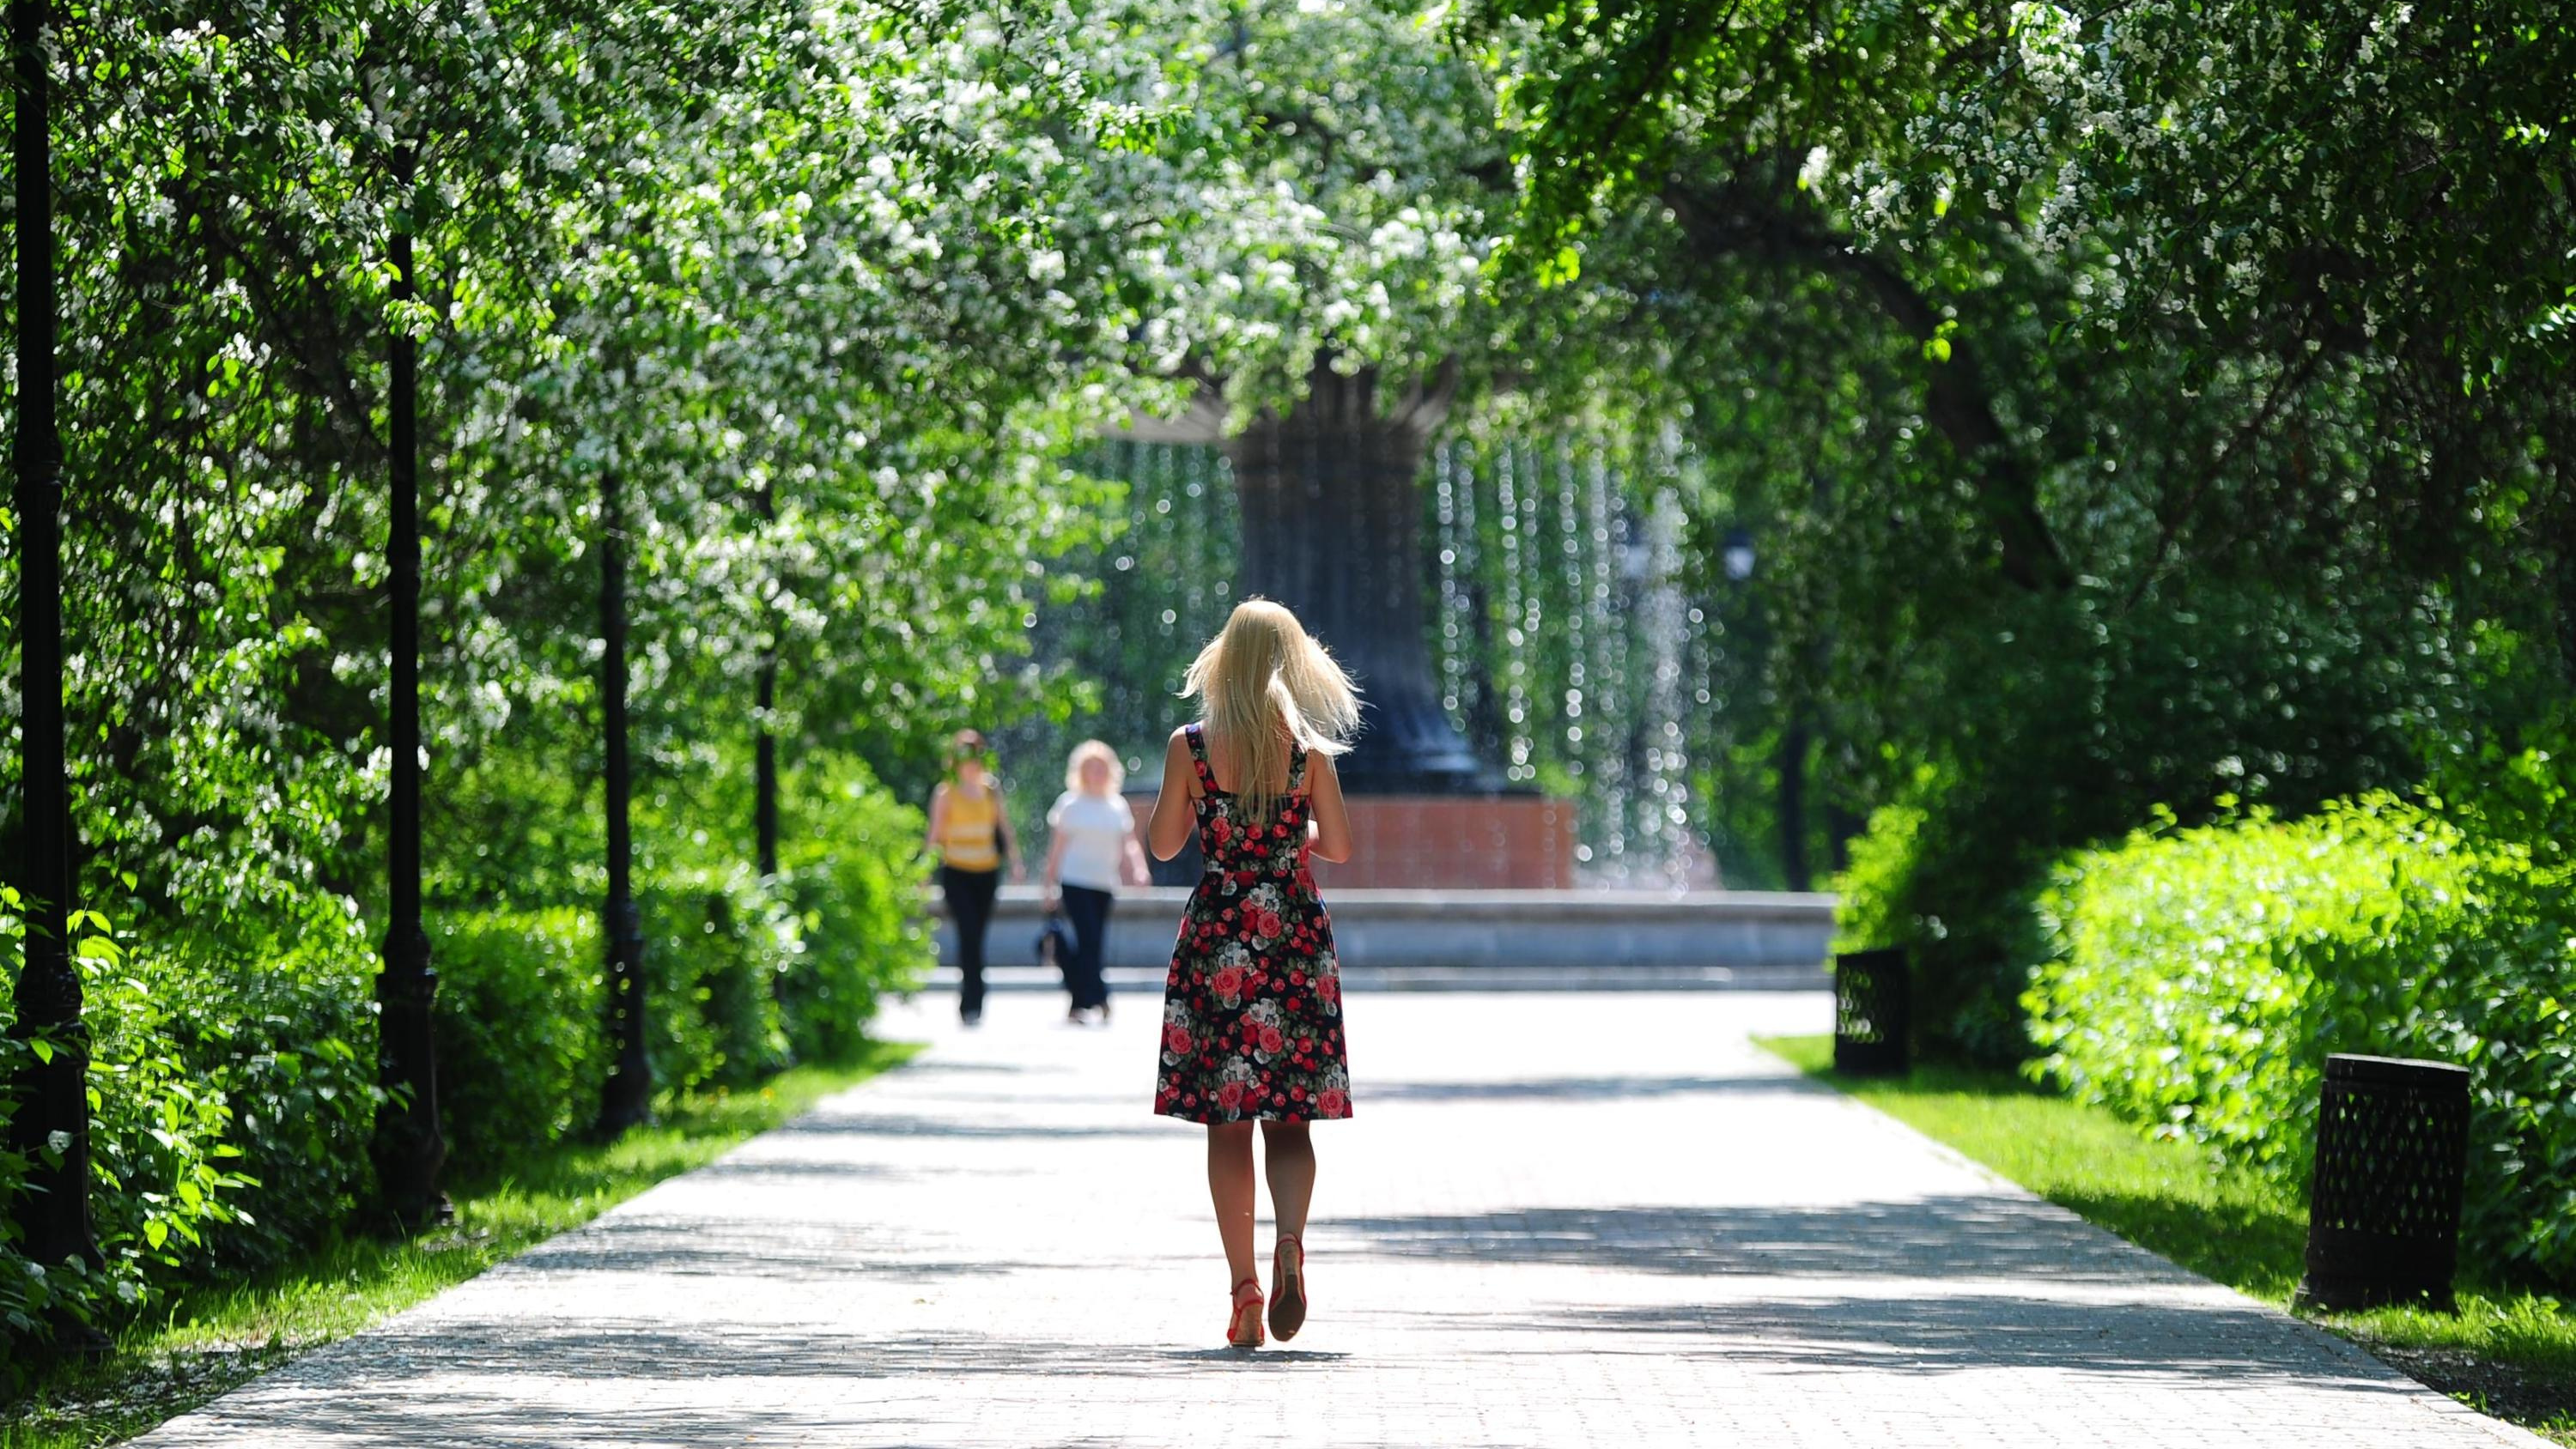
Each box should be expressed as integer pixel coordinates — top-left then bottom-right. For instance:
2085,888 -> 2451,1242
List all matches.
941,864 -> 1001,1017
1060,884 -> 1114,1011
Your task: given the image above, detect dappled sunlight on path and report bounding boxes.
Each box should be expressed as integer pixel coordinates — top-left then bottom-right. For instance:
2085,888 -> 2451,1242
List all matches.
131,991 -> 2541,1447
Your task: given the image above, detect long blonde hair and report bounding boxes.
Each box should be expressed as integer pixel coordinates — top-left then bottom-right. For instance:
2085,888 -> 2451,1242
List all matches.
1064,738 -> 1125,794
1182,599 -> 1361,822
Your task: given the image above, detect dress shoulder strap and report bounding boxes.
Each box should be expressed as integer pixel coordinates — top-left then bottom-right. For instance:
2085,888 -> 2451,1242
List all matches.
1287,741 -> 1309,797
1183,724 -> 1218,793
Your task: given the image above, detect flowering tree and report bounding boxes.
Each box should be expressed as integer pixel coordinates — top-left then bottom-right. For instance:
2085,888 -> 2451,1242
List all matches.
1030,0 -> 1672,785
1458,0 -> 2576,1051
1,0 -> 1148,1334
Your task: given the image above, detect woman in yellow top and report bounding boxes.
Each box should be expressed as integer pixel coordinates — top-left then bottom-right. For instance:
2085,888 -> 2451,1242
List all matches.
926,728 -> 1021,1025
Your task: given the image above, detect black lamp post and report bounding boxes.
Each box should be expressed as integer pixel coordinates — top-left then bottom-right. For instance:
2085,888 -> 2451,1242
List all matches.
595,468 -> 652,1136
754,483 -> 779,879
371,146 -> 449,1224
755,664 -> 780,877
5,0 -> 104,1300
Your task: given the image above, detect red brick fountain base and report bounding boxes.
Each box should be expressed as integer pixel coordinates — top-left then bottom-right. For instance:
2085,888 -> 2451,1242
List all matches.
1309,796 -> 1575,890
1126,791 -> 1575,890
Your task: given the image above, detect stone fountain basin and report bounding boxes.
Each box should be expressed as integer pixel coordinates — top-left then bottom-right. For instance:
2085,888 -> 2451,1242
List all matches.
931,886 -> 1835,991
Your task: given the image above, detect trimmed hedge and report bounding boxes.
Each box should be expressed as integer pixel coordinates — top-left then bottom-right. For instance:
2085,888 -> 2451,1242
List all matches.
2027,786 -> 2576,1284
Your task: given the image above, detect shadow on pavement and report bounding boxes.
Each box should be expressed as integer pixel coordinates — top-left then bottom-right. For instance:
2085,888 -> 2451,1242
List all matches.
505,1217 -> 1048,1283
1364,1073 -> 1811,1103
258,1321 -> 1356,1388
1336,1198 -> 2197,1285
764,1112 -> 1170,1142
1467,1297 -> 2396,1388
684,1155 -> 902,1182
890,1058 -> 1036,1076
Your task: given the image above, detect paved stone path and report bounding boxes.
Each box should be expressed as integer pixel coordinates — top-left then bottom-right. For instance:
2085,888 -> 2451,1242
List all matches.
137,991 -> 2539,1447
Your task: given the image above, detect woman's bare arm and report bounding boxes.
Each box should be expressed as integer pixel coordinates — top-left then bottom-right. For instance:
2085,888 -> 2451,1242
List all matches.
1041,826 -> 1068,903
923,782 -> 950,859
1306,752 -> 1353,864
1147,728 -> 1199,861
996,798 -> 1024,879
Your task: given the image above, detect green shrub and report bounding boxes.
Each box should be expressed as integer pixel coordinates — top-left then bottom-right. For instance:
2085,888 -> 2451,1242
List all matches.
778,760 -> 933,1063
432,908 -> 606,1177
1828,789 -> 1928,961
641,866 -> 793,1094
1,752 -> 933,1361
1831,766 -> 2050,1064
160,949 -> 379,1272
2028,775 -> 2576,1283
2,900 -> 378,1358
1826,576 -> 2456,1065
0,1028 -> 81,1355
429,756 -> 930,1163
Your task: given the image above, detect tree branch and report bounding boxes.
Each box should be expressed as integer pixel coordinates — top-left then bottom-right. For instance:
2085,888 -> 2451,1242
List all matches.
1661,174 -> 2073,591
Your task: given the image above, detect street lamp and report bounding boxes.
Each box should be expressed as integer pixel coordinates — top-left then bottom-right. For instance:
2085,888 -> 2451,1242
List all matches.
6,0 -> 106,1318
373,144 -> 450,1226
1722,526 -> 1756,583
596,465 -> 652,1137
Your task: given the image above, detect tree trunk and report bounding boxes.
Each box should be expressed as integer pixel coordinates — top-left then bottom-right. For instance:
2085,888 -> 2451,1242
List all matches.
1777,713 -> 1811,893
1662,177 -> 2073,593
1221,362 -> 1492,791
1826,803 -> 1864,876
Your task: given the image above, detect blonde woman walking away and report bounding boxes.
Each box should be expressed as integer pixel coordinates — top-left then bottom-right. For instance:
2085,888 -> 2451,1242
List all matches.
1043,740 -> 1151,1025
1145,598 -> 1358,1350
926,728 -> 1020,1026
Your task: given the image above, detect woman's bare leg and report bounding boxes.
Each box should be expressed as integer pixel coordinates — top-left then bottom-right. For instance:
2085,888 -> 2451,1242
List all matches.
1261,1121 -> 1316,1337
1206,1123 -> 1259,1288
1261,1121 -> 1315,1243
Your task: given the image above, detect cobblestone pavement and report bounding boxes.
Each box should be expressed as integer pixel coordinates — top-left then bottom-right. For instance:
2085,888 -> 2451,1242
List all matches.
135,991 -> 2540,1448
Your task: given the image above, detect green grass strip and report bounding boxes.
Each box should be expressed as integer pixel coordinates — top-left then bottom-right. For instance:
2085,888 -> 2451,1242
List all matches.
1758,1034 -> 2576,1446
2,1040 -> 920,1449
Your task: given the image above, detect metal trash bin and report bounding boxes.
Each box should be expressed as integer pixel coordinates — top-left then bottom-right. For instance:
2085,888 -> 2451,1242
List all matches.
1832,948 -> 1909,1076
2295,1052 -> 2471,1312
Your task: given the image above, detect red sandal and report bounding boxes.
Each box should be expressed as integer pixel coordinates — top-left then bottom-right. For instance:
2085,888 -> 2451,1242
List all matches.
1269,1235 -> 1307,1340
1226,1276 -> 1266,1349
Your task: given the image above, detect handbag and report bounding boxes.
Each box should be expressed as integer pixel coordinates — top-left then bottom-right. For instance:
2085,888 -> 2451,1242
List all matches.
1034,911 -> 1077,971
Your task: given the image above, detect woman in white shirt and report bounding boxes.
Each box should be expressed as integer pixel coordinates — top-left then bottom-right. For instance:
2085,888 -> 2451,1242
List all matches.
1044,740 -> 1151,1023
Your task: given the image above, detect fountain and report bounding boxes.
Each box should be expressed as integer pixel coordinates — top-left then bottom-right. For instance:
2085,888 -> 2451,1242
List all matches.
964,391 -> 1834,988
1121,363 -> 1574,888
1044,401 -> 1724,888
1220,367 -> 1487,791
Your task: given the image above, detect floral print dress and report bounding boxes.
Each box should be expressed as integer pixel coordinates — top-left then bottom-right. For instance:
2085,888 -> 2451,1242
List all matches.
1155,724 -> 1352,1125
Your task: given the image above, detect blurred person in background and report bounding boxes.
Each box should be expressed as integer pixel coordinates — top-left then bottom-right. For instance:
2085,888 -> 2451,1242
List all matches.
926,728 -> 1020,1025
1043,740 -> 1151,1025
